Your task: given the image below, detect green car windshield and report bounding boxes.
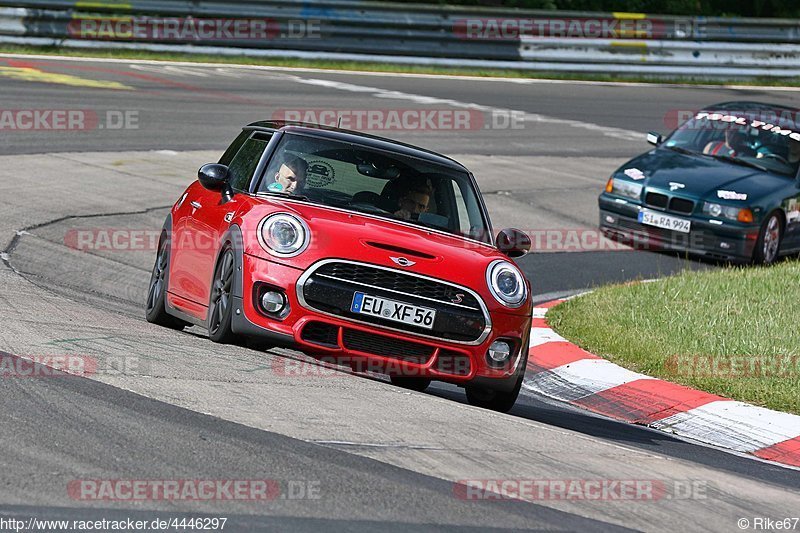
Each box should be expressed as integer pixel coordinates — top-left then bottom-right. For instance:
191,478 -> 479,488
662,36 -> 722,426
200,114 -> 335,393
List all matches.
665,113 -> 800,177
256,133 -> 492,244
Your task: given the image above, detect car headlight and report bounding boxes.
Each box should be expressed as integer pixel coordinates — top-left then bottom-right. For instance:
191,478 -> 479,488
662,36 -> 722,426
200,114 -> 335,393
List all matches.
606,178 -> 643,200
486,260 -> 527,308
258,213 -> 310,257
702,202 -> 754,223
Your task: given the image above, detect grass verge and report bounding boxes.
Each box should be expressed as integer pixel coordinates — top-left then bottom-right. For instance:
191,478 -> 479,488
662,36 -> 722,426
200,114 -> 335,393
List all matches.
1,44 -> 799,87
547,261 -> 800,414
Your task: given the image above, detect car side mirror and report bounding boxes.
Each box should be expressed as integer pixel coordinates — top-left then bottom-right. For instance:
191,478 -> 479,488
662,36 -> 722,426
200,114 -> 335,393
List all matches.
198,163 -> 229,191
496,228 -> 531,258
646,132 -> 663,146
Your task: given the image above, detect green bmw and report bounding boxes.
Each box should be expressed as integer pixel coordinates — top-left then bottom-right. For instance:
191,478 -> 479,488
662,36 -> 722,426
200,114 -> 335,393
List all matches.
599,101 -> 800,265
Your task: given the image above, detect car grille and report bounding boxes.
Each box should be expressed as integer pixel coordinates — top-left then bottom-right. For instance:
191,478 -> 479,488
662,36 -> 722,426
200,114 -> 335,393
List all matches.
299,260 -> 489,343
342,328 -> 433,362
645,190 -> 695,215
669,197 -> 695,214
436,350 -> 472,376
645,191 -> 668,209
300,321 -> 339,348
313,262 -> 482,310
300,321 -> 434,364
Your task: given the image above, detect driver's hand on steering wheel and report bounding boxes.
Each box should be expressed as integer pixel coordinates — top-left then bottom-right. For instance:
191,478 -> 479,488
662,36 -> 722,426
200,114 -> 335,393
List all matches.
394,208 -> 413,221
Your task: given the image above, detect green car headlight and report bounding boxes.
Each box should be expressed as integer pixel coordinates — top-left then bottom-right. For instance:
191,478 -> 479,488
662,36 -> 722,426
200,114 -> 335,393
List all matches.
607,178 -> 643,200
703,202 -> 741,221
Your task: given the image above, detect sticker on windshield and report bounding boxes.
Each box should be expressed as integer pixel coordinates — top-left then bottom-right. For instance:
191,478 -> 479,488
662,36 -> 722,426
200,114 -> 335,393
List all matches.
717,190 -> 748,201
305,160 -> 336,188
695,112 -> 800,142
624,168 -> 646,180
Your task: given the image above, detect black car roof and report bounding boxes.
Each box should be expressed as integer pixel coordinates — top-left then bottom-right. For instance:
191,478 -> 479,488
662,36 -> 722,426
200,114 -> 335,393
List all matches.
245,120 -> 468,172
701,101 -> 800,123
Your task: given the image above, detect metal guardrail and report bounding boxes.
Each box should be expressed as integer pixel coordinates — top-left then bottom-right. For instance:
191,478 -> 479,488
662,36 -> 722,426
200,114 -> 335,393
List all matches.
0,1 -> 797,78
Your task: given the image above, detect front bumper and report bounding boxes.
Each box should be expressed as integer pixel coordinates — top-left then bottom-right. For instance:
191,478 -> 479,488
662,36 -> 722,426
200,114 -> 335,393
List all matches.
233,253 -> 531,385
598,195 -> 759,262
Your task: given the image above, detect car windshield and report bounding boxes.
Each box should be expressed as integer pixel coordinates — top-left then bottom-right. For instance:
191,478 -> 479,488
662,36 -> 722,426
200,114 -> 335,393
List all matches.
255,132 -> 491,243
664,112 -> 800,177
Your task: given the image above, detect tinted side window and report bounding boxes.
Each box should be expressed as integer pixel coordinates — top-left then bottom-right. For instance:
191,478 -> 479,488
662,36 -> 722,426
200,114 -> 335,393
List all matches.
218,130 -> 250,166
227,136 -> 270,191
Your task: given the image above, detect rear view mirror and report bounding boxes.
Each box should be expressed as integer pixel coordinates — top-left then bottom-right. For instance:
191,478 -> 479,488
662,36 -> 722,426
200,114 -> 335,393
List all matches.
496,228 -> 531,258
647,132 -> 663,146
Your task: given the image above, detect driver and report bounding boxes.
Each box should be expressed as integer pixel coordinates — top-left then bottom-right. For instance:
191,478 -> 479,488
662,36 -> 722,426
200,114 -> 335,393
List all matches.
703,126 -> 750,157
394,178 -> 433,221
266,156 -> 308,194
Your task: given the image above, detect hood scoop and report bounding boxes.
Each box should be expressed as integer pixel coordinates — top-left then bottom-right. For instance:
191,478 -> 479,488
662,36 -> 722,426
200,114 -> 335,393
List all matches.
365,241 -> 437,260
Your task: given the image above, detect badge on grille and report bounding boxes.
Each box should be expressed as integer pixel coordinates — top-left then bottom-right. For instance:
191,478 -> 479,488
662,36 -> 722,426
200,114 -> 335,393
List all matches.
390,256 -> 415,267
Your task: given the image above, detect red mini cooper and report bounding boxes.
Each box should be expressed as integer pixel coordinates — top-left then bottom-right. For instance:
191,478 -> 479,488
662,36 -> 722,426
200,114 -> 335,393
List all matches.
146,121 -> 532,412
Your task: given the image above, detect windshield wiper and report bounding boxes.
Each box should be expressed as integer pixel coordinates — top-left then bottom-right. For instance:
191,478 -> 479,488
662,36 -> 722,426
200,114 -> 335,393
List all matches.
665,145 -> 697,156
707,154 -> 768,172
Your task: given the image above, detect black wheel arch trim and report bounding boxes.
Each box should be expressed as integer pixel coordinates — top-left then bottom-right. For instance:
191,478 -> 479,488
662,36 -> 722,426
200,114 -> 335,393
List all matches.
221,224 -> 294,346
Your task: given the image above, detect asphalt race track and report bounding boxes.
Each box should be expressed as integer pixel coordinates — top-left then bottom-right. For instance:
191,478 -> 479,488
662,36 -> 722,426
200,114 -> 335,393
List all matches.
1,54 -> 799,531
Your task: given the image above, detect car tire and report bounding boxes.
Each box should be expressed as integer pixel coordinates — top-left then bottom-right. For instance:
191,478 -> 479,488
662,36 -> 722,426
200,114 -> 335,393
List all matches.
753,211 -> 783,265
208,246 -> 237,344
145,234 -> 189,330
465,371 -> 524,413
390,376 -> 432,392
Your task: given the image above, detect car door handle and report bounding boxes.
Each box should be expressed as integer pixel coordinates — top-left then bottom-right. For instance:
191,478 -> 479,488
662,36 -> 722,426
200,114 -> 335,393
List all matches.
190,201 -> 202,209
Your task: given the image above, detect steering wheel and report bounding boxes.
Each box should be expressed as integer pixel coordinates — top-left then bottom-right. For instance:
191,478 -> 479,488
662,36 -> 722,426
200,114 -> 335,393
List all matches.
761,153 -> 789,165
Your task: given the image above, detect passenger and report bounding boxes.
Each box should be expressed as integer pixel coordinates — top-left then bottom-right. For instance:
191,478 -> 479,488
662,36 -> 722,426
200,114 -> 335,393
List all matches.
393,179 -> 433,221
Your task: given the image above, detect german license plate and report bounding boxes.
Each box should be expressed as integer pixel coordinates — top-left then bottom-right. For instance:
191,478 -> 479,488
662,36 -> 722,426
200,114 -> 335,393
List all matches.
350,292 -> 435,330
638,209 -> 691,233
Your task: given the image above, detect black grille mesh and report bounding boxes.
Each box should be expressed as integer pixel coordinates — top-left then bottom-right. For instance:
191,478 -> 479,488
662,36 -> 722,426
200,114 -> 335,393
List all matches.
315,262 -> 479,309
669,197 -> 695,214
301,322 -> 339,347
342,328 -> 433,363
436,350 -> 472,376
645,192 -> 668,209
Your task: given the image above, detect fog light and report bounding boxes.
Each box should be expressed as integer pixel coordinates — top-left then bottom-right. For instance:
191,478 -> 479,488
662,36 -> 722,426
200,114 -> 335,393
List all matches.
487,340 -> 512,365
605,215 -> 616,224
261,291 -> 286,314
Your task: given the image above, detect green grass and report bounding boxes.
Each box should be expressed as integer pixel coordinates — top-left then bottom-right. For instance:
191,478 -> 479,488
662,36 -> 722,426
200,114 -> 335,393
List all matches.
1,44 -> 800,87
547,261 -> 800,414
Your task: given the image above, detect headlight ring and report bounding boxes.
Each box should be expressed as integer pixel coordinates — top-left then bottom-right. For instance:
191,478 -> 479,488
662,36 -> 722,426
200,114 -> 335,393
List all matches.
486,260 -> 527,308
257,213 -> 310,257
